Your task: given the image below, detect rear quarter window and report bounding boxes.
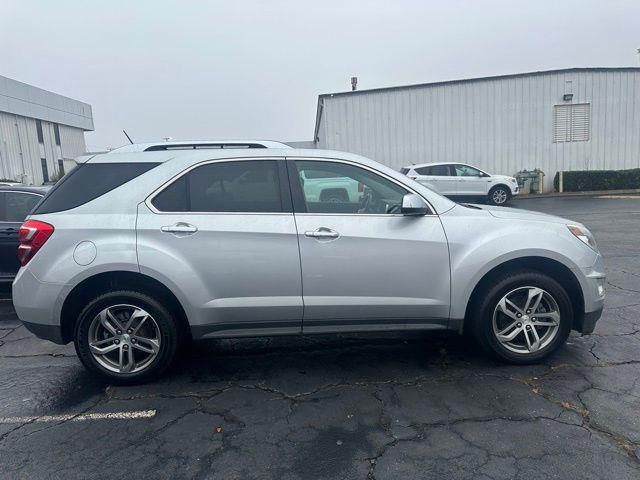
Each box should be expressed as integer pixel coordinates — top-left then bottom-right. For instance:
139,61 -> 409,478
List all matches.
33,162 -> 159,214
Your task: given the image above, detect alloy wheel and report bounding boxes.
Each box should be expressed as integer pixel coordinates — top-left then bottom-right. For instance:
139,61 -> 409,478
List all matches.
492,188 -> 508,205
87,304 -> 161,374
492,286 -> 561,354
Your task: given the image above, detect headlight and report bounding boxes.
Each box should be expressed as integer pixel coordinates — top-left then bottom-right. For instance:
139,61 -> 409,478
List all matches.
567,224 -> 598,251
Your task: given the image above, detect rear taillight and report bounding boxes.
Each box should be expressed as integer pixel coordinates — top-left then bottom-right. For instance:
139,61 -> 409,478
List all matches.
18,220 -> 54,266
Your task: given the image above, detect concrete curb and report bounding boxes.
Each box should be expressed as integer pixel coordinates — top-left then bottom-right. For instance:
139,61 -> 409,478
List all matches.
514,188 -> 640,200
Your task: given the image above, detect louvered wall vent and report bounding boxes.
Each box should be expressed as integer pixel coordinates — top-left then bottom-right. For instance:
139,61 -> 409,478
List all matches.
553,103 -> 590,142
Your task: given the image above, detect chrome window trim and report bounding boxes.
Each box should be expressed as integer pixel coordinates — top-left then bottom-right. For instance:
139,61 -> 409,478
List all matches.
0,191 -> 45,197
287,156 -> 437,216
145,155 -> 437,216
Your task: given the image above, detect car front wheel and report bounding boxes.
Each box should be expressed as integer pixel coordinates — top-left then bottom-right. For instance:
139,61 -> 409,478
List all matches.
488,186 -> 510,205
74,290 -> 179,384
472,271 -> 572,363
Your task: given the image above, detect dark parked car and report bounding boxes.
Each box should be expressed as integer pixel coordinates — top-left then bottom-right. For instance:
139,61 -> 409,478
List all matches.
0,186 -> 49,281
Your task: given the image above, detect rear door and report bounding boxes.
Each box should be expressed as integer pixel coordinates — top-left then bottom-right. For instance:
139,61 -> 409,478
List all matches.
414,165 -> 458,195
137,158 -> 303,338
0,191 -> 42,279
288,158 -> 450,332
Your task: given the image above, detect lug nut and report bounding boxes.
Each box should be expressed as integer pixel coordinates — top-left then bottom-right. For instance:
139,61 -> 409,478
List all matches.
531,317 -> 536,321
116,330 -> 122,335
516,313 -> 522,318
123,344 -> 129,350
526,310 -> 531,314
516,322 -> 522,328
526,325 -> 532,330
131,338 -> 137,344
127,329 -> 132,334
114,339 -> 120,344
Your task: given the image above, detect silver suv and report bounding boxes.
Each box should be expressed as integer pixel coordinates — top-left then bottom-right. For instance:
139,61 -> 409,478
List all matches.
13,149 -> 605,383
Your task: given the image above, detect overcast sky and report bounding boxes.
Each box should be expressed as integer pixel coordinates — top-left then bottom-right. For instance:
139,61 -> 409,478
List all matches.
2,0 -> 639,150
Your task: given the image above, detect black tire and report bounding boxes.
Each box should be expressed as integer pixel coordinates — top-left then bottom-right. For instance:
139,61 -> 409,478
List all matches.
487,185 -> 510,206
74,290 -> 179,384
471,270 -> 572,364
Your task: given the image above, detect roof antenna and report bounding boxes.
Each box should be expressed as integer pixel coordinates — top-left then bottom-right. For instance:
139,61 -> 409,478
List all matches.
123,130 -> 134,144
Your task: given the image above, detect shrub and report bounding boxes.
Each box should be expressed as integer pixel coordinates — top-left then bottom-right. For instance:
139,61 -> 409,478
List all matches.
554,168 -> 640,192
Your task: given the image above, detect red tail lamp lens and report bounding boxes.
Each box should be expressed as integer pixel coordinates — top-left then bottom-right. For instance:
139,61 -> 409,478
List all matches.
18,220 -> 54,266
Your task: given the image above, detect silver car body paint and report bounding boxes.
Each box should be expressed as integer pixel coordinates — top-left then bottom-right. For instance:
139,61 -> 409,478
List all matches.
12,149 -> 604,343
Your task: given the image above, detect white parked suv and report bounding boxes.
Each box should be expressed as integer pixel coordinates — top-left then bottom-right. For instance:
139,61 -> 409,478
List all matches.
13,149 -> 604,383
401,163 -> 519,205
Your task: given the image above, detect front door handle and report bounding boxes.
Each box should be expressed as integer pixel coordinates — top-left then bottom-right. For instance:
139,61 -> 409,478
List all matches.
161,222 -> 198,236
304,227 -> 340,239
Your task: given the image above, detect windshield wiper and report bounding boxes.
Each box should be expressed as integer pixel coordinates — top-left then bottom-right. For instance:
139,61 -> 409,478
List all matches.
458,203 -> 483,210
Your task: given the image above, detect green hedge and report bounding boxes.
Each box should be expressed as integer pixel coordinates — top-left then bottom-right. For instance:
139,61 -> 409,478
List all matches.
554,168 -> 640,192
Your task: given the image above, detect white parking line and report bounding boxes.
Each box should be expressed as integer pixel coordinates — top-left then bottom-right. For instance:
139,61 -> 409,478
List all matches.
0,409 -> 156,424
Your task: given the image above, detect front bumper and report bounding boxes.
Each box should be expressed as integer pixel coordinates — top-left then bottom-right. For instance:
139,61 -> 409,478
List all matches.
575,307 -> 603,335
574,253 -> 606,334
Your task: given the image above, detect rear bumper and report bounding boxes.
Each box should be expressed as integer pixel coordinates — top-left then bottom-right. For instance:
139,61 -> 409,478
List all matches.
12,268 -> 67,342
22,320 -> 65,344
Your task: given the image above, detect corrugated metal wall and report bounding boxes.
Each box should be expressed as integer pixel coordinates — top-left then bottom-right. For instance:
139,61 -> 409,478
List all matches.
316,70 -> 640,192
0,111 -> 87,184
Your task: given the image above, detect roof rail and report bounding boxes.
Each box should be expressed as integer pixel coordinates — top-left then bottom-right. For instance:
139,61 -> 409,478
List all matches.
108,140 -> 292,153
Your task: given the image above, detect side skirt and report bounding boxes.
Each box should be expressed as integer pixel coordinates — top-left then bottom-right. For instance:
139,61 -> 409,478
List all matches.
190,318 -> 450,340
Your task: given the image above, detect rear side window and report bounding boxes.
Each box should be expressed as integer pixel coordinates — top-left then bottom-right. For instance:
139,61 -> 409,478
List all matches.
33,162 -> 159,214
151,160 -> 283,213
399,167 -> 410,175
416,165 -> 451,176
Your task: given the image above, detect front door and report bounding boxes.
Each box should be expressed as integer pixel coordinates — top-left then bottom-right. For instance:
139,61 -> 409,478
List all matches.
454,164 -> 488,196
288,158 -> 451,333
137,158 -> 303,338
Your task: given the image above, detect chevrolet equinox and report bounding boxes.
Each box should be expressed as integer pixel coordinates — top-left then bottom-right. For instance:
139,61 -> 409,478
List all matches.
13,149 -> 605,383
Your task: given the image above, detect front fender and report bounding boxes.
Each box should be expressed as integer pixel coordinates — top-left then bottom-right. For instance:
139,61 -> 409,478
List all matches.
440,208 -> 598,320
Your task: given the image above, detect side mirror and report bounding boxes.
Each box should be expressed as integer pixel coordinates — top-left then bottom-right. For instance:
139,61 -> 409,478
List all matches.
401,194 -> 429,216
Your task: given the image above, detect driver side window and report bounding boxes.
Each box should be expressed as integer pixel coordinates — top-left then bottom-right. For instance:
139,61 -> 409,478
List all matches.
454,164 -> 482,177
293,160 -> 408,214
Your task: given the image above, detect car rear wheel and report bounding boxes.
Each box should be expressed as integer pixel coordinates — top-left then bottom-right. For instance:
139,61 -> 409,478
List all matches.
472,271 -> 572,363
74,290 -> 179,384
488,186 -> 510,205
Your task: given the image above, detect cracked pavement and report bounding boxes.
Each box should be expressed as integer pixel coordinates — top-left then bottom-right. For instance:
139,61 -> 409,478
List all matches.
1,195 -> 639,479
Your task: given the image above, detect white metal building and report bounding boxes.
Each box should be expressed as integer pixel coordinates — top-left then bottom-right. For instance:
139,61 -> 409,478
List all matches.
313,68 -> 640,192
0,75 -> 93,185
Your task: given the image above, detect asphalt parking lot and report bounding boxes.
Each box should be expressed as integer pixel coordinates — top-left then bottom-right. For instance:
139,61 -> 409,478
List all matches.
1,195 -> 639,479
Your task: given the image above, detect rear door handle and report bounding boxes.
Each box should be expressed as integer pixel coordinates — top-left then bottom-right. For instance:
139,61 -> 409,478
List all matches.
161,222 -> 198,236
304,227 -> 340,239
